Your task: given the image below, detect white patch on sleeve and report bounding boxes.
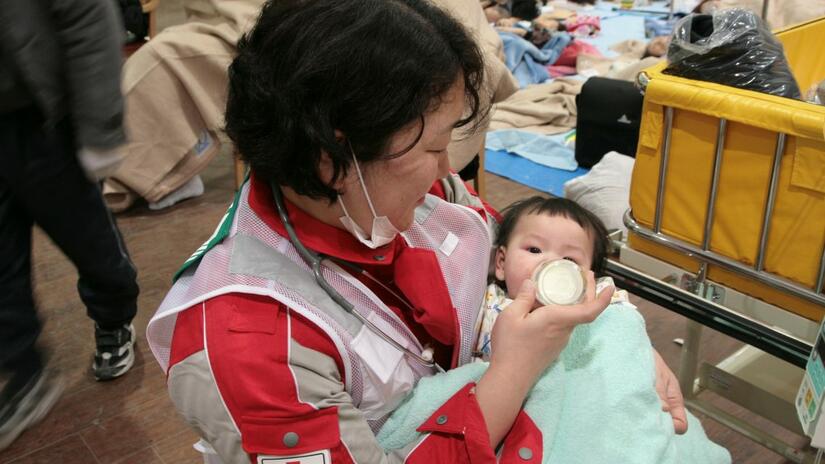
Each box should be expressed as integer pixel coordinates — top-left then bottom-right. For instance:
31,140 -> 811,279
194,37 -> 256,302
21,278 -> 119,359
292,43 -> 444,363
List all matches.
258,449 -> 331,464
438,232 -> 459,257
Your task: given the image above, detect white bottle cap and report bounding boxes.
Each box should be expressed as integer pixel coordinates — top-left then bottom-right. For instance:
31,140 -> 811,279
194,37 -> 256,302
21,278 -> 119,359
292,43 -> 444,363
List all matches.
532,259 -> 585,306
421,345 -> 434,363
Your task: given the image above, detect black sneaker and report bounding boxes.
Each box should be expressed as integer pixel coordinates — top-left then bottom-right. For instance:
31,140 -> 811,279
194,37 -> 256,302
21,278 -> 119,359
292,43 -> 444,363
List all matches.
93,323 -> 136,381
0,368 -> 64,451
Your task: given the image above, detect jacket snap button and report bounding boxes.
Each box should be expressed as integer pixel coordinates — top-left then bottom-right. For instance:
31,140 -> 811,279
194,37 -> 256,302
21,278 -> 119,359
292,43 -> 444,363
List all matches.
518,447 -> 533,460
436,415 -> 448,425
373,255 -> 385,261
283,432 -> 299,448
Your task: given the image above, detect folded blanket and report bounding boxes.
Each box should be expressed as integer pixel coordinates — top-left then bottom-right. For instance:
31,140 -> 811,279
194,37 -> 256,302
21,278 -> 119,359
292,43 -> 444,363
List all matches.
489,78 -> 582,134
486,129 -> 578,171
377,302 -> 731,464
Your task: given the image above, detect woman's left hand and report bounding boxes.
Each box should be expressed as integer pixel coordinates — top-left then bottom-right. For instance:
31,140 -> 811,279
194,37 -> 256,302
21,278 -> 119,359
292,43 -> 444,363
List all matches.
653,349 -> 688,434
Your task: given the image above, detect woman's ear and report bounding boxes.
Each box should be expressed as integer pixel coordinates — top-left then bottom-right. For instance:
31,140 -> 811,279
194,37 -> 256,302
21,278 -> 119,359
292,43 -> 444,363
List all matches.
494,246 -> 507,281
317,151 -> 338,189
319,130 -> 348,191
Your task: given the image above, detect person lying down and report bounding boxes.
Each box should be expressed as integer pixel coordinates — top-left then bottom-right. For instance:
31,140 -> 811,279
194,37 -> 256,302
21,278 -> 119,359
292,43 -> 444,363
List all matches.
376,196 -> 731,463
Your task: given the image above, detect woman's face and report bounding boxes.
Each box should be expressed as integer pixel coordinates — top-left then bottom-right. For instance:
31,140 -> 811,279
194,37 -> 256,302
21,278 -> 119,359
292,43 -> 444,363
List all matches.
338,79 -> 466,234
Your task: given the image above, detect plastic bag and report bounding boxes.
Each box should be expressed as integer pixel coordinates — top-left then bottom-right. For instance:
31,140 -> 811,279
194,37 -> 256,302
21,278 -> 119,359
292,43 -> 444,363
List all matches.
664,9 -> 801,99
805,80 -> 825,105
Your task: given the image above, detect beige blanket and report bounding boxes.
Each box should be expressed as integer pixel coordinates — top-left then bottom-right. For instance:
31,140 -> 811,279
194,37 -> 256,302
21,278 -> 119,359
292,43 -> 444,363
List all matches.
439,0 -> 518,170
105,0 -> 262,211
577,39 -> 663,83
489,78 -> 583,134
719,0 -> 825,30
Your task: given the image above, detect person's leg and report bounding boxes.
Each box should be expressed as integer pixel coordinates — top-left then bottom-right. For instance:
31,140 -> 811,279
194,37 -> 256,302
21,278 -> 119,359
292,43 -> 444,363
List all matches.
0,175 -> 41,384
12,108 -> 139,380
0,108 -> 64,451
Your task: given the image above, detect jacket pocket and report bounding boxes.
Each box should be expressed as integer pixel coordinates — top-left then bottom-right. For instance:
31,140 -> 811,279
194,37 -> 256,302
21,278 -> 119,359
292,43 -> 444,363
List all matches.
241,407 -> 339,456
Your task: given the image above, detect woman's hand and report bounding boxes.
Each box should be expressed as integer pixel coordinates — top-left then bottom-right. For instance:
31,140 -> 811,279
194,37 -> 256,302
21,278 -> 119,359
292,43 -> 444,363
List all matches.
490,272 -> 612,386
653,349 -> 688,434
476,273 -> 613,447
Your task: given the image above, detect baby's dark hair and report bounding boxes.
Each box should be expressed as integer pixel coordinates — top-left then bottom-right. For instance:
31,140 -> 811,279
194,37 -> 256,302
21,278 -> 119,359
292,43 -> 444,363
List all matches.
495,196 -> 610,276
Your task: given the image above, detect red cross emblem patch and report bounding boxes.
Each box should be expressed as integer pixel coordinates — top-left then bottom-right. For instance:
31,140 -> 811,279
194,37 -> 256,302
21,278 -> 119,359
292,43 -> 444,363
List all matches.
257,450 -> 331,464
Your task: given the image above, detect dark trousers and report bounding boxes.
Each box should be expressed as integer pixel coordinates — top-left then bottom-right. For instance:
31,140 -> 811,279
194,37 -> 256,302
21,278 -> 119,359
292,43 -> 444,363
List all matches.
0,107 -> 139,373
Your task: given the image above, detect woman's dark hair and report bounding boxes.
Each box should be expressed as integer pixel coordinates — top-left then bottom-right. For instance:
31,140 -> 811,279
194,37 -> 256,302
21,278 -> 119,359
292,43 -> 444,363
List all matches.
495,196 -> 610,276
225,0 -> 486,201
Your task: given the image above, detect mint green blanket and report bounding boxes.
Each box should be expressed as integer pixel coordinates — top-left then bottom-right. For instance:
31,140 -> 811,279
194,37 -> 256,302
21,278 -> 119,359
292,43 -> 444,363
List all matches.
377,302 -> 730,463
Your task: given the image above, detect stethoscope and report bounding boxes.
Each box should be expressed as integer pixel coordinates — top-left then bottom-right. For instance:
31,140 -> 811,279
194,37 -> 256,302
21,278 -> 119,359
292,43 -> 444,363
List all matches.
271,184 -> 446,374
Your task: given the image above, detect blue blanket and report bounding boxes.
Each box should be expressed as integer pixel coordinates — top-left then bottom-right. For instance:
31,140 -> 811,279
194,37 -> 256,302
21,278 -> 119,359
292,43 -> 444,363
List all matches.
377,302 -> 731,463
500,32 -> 573,87
486,129 -> 578,171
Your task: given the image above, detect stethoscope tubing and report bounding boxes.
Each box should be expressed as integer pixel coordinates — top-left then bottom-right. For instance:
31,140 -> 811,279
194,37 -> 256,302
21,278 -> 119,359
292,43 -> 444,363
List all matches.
271,184 -> 444,373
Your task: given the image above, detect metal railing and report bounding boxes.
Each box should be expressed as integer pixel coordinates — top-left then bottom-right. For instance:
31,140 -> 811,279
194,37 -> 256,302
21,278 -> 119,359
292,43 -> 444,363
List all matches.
605,258 -> 813,367
630,105 -> 825,306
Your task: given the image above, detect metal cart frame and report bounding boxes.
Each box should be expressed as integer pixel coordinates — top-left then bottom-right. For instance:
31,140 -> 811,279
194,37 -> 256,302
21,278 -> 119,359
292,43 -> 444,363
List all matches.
604,57 -> 825,459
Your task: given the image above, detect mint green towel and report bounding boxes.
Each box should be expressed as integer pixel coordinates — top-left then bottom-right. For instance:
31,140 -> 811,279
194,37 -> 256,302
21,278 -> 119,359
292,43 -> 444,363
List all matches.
377,302 -> 731,463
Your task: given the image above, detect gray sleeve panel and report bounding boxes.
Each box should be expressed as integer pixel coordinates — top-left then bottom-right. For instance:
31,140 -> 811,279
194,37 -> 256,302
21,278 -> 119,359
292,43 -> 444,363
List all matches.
230,233 -> 363,338
438,172 -> 499,234
418,174 -> 497,229
289,340 -> 428,463
167,350 -> 248,464
439,172 -> 488,212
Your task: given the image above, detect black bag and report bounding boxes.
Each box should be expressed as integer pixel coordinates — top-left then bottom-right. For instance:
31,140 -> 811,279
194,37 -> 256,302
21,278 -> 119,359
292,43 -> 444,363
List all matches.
575,77 -> 643,168
664,10 -> 801,99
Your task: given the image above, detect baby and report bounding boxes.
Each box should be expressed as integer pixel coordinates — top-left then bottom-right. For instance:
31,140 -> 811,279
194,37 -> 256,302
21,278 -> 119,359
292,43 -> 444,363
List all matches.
377,196 -> 731,463
475,196 -> 619,361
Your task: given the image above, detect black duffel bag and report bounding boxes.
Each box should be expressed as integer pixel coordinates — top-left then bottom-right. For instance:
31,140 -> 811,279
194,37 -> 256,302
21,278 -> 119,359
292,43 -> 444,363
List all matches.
664,9 -> 801,99
575,77 -> 643,168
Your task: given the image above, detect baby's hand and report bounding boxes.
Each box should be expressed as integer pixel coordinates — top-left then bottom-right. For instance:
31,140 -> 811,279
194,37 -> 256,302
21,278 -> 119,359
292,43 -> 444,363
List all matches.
654,350 -> 688,434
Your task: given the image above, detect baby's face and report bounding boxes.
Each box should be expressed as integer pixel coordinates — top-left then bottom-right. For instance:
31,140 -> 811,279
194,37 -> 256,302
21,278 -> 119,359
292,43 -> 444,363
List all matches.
495,213 -> 594,304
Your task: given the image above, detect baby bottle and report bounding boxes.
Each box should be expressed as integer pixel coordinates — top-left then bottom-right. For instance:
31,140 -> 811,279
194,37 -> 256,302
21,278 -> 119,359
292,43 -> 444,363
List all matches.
531,259 -> 586,306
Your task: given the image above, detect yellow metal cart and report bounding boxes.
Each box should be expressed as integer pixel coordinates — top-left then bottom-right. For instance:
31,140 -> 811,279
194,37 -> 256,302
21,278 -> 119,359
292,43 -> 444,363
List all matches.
609,16 -> 825,462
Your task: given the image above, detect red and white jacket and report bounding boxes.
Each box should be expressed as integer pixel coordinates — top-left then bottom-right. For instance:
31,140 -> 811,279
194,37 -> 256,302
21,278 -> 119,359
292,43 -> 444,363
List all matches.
147,174 -> 543,464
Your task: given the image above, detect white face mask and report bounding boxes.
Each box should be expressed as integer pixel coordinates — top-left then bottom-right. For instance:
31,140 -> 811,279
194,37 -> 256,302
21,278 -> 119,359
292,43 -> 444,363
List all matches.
338,147 -> 400,249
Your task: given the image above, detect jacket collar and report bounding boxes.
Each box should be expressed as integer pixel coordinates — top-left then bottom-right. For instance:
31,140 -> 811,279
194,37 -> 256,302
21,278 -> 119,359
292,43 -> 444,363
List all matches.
248,175 -> 459,350
248,174 -> 402,266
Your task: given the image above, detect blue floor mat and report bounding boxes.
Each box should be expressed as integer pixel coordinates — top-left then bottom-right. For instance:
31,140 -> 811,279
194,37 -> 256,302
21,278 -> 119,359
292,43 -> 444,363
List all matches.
485,149 -> 589,197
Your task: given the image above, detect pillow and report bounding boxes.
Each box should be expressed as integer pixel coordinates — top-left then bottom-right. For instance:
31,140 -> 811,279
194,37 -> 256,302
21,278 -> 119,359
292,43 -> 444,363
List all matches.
563,151 -> 635,232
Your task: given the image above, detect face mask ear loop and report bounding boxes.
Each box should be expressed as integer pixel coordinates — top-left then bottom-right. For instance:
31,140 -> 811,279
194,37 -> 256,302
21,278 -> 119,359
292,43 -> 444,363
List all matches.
337,195 -> 353,217
347,140 -> 379,218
